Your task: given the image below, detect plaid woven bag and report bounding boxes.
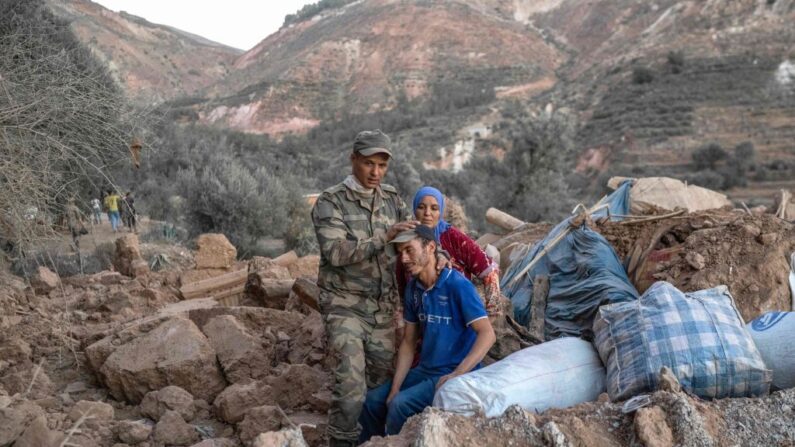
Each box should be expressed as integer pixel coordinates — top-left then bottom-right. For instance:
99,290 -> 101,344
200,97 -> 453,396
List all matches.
594,281 -> 771,401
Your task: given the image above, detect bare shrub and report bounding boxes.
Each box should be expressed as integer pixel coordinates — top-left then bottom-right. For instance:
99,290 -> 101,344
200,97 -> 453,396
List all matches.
0,0 -> 146,259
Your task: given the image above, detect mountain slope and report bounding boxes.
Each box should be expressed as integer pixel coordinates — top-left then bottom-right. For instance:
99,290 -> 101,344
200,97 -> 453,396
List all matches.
192,0 -> 563,134
524,0 -> 795,182
48,0 -> 242,104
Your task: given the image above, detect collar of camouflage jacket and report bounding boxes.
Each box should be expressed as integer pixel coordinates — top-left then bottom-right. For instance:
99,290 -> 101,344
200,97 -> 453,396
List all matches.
343,174 -> 375,196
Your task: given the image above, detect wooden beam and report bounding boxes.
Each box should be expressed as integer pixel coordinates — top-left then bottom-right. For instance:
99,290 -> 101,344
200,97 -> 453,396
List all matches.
180,268 -> 247,300
486,208 -> 525,231
291,278 -> 320,312
527,275 -> 549,342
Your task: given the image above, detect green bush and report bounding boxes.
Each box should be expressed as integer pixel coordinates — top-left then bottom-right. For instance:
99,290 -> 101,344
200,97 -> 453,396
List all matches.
692,143 -> 728,170
667,51 -> 685,73
176,154 -> 308,256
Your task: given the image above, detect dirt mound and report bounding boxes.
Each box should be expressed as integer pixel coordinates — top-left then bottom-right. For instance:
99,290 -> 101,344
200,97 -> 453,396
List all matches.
596,210 -> 795,321
366,386 -> 795,447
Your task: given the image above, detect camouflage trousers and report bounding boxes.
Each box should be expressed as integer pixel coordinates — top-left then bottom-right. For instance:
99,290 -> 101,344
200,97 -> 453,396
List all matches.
325,313 -> 395,443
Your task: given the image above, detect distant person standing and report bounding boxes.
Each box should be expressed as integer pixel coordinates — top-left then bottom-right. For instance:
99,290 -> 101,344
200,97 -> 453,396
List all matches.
64,197 -> 86,250
104,189 -> 121,232
122,192 -> 138,233
89,197 -> 102,225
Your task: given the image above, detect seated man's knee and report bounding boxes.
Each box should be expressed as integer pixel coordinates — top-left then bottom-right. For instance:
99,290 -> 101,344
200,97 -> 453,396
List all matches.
386,393 -> 410,418
362,392 -> 384,413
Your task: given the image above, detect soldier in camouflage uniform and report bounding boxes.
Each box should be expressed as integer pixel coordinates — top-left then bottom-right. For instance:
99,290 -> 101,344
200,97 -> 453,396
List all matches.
312,130 -> 417,447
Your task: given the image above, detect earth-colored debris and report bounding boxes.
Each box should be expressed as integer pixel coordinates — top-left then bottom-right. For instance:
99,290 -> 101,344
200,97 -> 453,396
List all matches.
595,209 -> 795,321
0,232 -> 329,447
0,203 -> 793,447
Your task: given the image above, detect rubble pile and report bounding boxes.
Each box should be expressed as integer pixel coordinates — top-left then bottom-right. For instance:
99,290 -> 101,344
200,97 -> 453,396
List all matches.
595,210 -> 795,320
366,383 -> 795,447
0,233 -> 329,447
1,181 -> 794,447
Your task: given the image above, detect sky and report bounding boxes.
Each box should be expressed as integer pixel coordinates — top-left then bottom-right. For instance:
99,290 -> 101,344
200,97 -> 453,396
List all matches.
93,0 -> 316,50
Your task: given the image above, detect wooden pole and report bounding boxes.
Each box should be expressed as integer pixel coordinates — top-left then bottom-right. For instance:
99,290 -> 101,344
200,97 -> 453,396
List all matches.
528,275 -> 549,342
180,269 -> 247,300
486,208 -> 525,231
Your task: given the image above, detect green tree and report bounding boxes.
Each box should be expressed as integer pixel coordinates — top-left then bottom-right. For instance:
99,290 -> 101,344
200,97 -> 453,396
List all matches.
692,143 -> 728,170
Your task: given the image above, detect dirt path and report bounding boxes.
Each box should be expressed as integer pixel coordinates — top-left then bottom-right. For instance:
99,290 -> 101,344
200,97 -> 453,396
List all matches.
46,216 -> 156,256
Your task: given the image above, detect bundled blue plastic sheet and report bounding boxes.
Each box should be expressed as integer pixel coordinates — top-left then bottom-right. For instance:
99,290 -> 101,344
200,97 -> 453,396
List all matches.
594,282 -> 771,400
501,181 -> 638,340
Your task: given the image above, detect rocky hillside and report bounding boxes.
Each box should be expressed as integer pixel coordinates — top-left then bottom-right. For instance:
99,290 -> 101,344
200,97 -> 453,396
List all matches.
191,0 -> 563,134
53,0 -> 795,200
47,0 -> 242,104
529,0 -> 795,184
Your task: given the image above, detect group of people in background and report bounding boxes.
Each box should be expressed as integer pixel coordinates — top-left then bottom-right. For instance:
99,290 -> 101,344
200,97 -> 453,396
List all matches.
62,189 -> 138,252
92,190 -> 137,233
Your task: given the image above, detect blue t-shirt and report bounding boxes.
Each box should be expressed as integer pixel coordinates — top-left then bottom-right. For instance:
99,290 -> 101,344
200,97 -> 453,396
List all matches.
403,268 -> 488,376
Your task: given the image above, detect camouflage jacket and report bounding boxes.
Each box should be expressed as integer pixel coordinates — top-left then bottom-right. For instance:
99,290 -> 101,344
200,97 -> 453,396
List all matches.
311,181 -> 411,324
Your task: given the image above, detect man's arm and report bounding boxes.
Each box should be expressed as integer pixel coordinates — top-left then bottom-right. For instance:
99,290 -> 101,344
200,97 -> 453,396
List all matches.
436,318 -> 495,390
387,322 -> 419,403
312,196 -> 386,267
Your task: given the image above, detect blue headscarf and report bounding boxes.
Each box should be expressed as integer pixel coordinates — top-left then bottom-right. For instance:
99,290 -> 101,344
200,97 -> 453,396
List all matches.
413,186 -> 451,242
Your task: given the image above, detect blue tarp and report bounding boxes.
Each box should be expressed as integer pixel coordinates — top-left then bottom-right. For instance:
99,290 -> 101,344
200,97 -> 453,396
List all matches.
501,181 -> 638,340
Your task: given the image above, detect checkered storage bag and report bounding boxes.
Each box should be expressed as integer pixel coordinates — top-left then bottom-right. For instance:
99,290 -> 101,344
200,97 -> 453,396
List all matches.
593,281 -> 771,401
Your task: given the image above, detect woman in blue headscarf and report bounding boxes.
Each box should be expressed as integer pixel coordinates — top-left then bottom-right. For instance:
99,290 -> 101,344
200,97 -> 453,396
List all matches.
396,186 -> 502,315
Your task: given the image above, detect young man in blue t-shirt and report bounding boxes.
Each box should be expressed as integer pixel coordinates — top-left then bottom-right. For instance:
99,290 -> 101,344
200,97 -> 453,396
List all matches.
358,225 -> 496,442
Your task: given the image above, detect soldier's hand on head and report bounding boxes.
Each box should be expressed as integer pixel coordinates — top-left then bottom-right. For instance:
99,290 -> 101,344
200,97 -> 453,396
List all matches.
386,220 -> 419,241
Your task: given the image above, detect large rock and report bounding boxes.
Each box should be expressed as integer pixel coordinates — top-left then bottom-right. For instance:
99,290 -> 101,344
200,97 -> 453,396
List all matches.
635,406 -> 674,447
287,256 -> 319,280
287,311 -> 327,367
13,415 -> 64,447
0,402 -> 45,446
113,234 -> 149,278
213,381 -> 278,424
116,420 -> 153,444
68,400 -> 114,430
0,407 -> 30,446
190,306 -> 316,372
1,365 -> 55,400
88,317 -> 226,403
246,277 -> 294,310
252,428 -> 309,447
30,266 -> 60,294
249,257 -> 292,280
238,405 -> 290,446
140,385 -> 196,421
99,290 -> 140,314
266,364 -> 328,412
202,315 -> 273,383
195,234 -> 237,269
154,410 -> 199,446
